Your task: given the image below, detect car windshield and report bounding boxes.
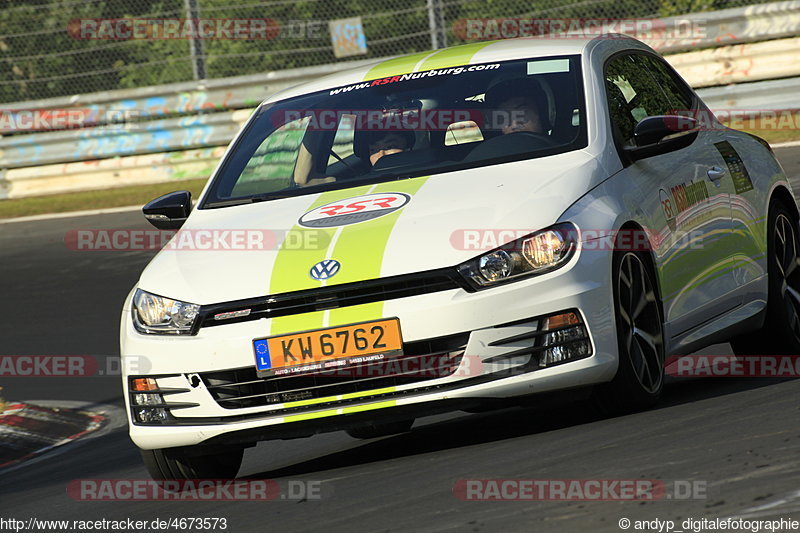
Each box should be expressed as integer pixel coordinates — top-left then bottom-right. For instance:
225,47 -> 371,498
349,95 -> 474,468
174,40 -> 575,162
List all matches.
202,55 -> 586,208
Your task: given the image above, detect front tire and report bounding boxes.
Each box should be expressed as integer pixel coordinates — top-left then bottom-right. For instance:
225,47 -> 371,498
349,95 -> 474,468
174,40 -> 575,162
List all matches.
732,200 -> 800,355
141,447 -> 243,480
595,250 -> 665,413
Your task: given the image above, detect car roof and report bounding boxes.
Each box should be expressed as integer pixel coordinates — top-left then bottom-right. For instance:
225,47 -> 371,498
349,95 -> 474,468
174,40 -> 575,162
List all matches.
263,35 -> 649,104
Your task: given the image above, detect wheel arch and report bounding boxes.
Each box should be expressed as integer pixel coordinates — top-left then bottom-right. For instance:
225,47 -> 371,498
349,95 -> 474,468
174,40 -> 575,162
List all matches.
769,184 -> 799,223
613,220 -> 665,324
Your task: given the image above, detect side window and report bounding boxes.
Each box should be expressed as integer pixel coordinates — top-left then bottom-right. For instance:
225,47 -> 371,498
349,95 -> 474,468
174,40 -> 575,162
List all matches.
604,54 -> 675,147
231,116 -> 309,196
638,55 -> 693,112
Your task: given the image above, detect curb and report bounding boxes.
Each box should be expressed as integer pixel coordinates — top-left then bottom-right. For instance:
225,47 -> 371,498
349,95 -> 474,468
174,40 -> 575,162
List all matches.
0,402 -> 107,470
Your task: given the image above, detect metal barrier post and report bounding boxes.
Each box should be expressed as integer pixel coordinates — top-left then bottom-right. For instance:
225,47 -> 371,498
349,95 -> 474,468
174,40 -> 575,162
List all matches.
185,0 -> 206,80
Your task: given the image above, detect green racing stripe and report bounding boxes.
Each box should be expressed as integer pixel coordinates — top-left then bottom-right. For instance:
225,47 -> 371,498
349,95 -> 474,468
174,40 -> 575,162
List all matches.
364,50 -> 440,81
267,177 -> 429,335
417,42 -> 497,71
268,41 -> 496,339
326,177 -> 428,326
268,186 -> 372,336
363,41 -> 496,81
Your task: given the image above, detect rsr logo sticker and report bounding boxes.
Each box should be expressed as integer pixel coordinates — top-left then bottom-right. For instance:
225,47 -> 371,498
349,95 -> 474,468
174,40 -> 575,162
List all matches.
298,192 -> 411,228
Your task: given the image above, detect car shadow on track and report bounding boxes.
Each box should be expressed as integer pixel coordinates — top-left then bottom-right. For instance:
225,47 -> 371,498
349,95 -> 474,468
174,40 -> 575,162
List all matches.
244,375 -> 797,479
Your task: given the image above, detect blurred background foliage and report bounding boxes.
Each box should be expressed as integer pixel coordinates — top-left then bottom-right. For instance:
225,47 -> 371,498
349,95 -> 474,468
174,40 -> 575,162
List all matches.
0,0 -> 754,103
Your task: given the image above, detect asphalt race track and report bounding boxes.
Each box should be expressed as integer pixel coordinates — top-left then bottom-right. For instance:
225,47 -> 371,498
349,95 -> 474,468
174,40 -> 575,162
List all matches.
1,145 -> 800,532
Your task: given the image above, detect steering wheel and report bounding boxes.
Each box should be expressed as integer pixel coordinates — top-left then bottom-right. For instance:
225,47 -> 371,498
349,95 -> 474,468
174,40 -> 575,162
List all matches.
502,130 -> 559,148
465,130 -> 560,162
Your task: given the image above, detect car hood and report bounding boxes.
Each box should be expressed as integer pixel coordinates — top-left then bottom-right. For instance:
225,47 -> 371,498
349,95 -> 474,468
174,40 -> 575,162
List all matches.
138,150 -> 607,305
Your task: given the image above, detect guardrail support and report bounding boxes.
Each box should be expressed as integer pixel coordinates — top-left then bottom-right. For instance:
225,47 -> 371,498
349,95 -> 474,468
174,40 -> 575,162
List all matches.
185,0 -> 206,80
427,0 -> 447,50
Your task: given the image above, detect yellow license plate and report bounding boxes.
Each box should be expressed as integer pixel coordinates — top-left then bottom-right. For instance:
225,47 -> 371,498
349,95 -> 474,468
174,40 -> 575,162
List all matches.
253,318 -> 403,377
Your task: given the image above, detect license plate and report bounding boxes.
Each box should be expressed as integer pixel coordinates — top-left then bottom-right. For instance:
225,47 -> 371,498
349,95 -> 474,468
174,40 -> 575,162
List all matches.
253,318 -> 403,377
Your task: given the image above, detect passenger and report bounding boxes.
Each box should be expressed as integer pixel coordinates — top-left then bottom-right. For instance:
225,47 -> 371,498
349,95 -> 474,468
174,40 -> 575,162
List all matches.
367,131 -> 414,166
300,130 -> 414,187
484,78 -> 549,136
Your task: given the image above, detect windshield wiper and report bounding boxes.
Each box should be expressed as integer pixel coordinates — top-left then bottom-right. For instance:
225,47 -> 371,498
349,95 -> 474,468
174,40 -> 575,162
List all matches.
203,196 -> 266,208
204,191 -> 297,208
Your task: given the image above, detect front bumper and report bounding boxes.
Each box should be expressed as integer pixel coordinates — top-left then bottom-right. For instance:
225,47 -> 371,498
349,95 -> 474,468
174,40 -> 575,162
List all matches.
121,244 -> 618,450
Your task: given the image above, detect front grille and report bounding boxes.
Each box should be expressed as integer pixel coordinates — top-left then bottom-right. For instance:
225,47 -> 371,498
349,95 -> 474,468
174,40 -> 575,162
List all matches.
200,332 -> 470,409
196,267 -> 466,331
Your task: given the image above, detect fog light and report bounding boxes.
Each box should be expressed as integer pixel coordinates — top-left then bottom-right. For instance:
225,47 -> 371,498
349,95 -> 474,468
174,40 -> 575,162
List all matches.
541,341 -> 592,366
130,377 -> 169,423
134,393 -> 161,406
542,325 -> 587,345
539,311 -> 592,367
135,407 -> 169,424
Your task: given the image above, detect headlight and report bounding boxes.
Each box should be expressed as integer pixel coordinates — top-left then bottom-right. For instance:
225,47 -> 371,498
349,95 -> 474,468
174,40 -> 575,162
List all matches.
458,223 -> 577,289
132,289 -> 200,335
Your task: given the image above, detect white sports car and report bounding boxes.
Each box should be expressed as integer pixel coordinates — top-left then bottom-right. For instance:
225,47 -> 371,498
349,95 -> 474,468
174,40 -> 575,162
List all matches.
121,35 -> 799,480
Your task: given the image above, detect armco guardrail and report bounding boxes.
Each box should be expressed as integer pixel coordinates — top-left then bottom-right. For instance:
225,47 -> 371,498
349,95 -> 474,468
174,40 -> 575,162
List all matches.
667,37 -> 800,88
1,1 -> 799,200
0,146 -> 227,199
0,38 -> 800,169
645,0 -> 800,53
2,38 -> 795,171
5,76 -> 791,200
696,76 -> 800,115
0,58 -> 378,124
0,109 -> 253,169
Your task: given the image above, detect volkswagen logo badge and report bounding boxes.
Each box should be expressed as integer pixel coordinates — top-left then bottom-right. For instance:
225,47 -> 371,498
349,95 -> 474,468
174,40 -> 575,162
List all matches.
309,259 -> 341,280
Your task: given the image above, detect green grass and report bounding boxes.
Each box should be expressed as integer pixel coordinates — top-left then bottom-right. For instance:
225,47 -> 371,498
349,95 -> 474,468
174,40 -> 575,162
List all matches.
0,179 -> 209,219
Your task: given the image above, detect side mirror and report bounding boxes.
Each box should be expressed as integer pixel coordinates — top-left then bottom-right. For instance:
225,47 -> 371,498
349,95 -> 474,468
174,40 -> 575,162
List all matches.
143,190 -> 192,230
625,115 -> 699,162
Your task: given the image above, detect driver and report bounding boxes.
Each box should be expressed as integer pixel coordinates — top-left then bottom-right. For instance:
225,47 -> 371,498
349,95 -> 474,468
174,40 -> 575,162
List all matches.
366,130 -> 414,166
300,129 -> 415,188
484,78 -> 549,136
